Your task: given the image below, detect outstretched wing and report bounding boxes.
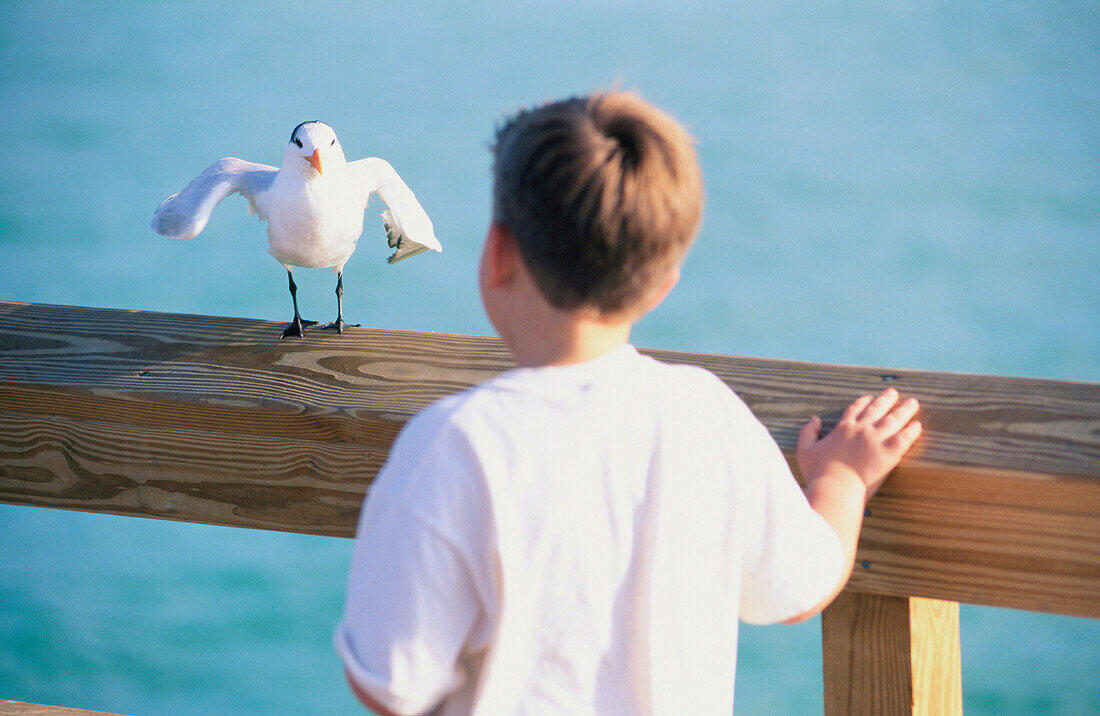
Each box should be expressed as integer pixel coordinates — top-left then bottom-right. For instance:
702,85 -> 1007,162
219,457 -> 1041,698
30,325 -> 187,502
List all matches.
151,157 -> 277,240
348,157 -> 443,264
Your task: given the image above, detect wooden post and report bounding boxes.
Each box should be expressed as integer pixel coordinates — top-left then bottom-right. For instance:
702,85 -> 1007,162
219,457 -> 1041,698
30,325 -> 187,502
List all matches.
822,591 -> 962,715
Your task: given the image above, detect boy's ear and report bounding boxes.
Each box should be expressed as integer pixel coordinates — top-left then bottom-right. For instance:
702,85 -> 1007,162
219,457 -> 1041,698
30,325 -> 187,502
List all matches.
484,222 -> 519,288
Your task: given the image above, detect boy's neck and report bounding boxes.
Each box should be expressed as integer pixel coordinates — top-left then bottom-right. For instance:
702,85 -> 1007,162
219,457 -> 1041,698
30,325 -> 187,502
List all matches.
503,305 -> 633,369
479,223 -> 644,369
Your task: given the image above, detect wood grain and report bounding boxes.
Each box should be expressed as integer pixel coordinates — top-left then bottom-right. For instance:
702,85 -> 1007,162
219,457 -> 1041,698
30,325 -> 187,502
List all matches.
1,301 -> 1098,616
822,592 -> 915,715
0,701 -> 126,716
821,593 -> 962,716
910,599 -> 963,716
850,490 -> 1100,616
0,412 -> 379,537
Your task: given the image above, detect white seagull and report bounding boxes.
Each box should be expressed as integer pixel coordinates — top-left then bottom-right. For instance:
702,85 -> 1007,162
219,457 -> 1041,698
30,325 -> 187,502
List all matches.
152,121 -> 442,337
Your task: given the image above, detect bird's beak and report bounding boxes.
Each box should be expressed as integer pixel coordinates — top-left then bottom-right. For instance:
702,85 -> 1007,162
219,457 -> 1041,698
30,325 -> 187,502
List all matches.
307,149 -> 323,175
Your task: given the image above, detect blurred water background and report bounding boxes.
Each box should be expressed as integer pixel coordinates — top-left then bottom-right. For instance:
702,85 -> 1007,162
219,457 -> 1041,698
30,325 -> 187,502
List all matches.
1,2 -> 1097,714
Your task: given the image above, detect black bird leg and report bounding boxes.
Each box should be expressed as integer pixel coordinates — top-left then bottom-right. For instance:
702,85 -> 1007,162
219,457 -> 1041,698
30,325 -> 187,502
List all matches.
323,271 -> 360,334
280,269 -> 317,339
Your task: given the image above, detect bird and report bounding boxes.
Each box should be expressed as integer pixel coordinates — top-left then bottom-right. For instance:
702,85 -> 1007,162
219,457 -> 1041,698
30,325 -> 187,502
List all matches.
151,120 -> 442,338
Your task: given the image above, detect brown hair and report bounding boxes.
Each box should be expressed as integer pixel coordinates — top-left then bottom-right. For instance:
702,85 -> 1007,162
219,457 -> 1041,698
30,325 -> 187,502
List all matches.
491,91 -> 704,314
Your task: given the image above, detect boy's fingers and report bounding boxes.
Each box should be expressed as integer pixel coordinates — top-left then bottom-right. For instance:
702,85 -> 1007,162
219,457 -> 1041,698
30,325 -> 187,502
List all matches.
887,420 -> 923,452
859,388 -> 900,423
797,416 -> 821,452
877,396 -> 920,432
842,394 -> 874,422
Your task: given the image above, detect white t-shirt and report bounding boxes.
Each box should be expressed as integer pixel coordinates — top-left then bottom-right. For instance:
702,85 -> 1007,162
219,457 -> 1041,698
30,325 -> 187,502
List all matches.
335,344 -> 844,715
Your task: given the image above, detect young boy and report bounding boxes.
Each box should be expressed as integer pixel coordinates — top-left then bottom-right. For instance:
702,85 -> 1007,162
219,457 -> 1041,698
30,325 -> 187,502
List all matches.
334,91 -> 922,715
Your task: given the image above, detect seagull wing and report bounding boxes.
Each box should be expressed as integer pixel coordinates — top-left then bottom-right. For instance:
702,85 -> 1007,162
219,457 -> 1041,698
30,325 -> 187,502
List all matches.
349,157 -> 443,264
152,157 -> 278,240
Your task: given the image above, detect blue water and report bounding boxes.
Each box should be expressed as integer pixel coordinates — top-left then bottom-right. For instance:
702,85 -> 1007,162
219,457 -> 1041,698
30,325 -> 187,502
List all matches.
1,2 -> 1097,714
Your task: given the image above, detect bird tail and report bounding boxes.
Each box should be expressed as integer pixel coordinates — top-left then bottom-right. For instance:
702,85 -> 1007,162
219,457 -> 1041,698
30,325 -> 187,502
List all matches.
383,210 -> 434,264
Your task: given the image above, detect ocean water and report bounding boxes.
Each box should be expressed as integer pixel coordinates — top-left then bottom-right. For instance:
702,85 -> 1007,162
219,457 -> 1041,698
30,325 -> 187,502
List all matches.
1,2 -> 1097,714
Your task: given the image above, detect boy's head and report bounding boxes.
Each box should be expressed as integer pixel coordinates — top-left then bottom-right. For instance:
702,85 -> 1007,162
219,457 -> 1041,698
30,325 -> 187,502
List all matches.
491,91 -> 704,317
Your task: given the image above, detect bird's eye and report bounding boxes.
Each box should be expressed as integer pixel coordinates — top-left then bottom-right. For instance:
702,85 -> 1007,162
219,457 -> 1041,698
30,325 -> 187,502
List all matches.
293,137 -> 303,149
330,138 -> 335,146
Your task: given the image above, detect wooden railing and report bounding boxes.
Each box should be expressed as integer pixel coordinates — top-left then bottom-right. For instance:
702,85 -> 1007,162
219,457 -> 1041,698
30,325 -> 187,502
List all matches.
2,300 -> 1098,715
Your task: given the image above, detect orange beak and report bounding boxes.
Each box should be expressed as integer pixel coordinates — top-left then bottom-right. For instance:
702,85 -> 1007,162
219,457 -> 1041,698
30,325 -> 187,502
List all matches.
306,148 -> 323,175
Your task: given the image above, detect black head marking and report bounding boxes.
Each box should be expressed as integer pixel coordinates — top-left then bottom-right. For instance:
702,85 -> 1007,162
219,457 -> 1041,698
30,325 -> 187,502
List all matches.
290,120 -> 325,149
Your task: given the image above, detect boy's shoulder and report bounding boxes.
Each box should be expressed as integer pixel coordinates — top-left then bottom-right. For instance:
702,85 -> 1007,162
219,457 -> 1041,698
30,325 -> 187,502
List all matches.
379,347 -> 774,503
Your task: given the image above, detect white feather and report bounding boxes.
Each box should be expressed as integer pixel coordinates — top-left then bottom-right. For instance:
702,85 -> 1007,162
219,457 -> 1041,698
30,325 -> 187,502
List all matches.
151,123 -> 442,274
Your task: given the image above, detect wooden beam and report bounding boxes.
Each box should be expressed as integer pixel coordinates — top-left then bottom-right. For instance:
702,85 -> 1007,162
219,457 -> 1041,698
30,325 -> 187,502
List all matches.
821,592 -> 962,716
0,700 -> 127,716
1,301 -> 1098,615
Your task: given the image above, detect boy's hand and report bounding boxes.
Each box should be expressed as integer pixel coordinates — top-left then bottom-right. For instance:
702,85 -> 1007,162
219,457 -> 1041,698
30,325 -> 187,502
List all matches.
796,388 -> 922,499
782,389 -> 922,623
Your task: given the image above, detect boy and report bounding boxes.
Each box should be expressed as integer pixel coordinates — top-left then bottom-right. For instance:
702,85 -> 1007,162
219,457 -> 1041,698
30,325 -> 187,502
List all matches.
334,91 -> 922,715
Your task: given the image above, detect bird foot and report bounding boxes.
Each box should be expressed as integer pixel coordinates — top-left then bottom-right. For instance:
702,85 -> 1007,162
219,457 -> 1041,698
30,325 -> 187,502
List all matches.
322,319 -> 360,334
281,318 -> 318,339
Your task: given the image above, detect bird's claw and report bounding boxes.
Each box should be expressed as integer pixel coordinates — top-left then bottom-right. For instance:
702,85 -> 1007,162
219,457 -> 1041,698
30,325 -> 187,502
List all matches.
322,319 -> 360,334
281,318 -> 318,339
